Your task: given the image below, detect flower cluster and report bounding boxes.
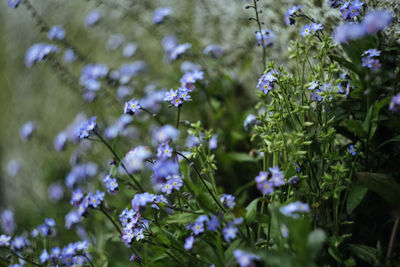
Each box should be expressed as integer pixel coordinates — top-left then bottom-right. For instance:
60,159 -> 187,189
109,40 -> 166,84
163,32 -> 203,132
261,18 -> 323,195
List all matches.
255,166 -> 285,195
256,70 -> 278,94
389,93 -> 400,111
123,146 -> 152,173
48,25 -> 66,40
70,189 -> 105,216
124,98 -> 141,115
339,0 -> 364,20
361,49 -> 381,70
220,194 -> 236,209
78,116 -> 97,140
301,23 -> 323,37
153,7 -> 172,24
40,241 -> 90,266
32,218 -> 56,237
120,208 -> 147,247
234,250 -> 259,267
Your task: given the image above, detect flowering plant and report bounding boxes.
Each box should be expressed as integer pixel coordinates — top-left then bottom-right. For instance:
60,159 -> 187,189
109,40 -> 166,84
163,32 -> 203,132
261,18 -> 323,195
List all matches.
1,0 -> 400,266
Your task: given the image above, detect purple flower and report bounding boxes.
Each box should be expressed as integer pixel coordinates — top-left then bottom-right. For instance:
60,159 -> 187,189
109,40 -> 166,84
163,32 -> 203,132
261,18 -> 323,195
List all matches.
20,121 -> 36,141
107,34 -> 125,50
223,224 -> 238,242
80,64 -> 109,91
70,188 -> 84,206
257,70 -> 278,94
65,210 -> 80,229
288,176 -> 299,184
221,194 -> 235,209
0,235 -> 11,247
153,7 -> 172,24
180,70 -> 204,91
124,98 -> 141,115
340,1 -> 363,20
244,114 -> 258,130
78,116 -> 97,139
40,249 -> 50,263
8,0 -> 20,8
25,43 -> 60,68
157,142 -> 173,159
333,23 -> 366,43
89,191 -> 104,208
280,201 -> 310,218
233,250 -> 259,267
203,45 -> 224,58
311,23 -> 323,31
48,25 -> 65,40
284,5 -> 303,25
11,235 -> 30,250
362,49 -> 381,57
169,43 -> 192,61
389,93 -> 400,111
184,236 -> 194,250
85,10 -> 102,27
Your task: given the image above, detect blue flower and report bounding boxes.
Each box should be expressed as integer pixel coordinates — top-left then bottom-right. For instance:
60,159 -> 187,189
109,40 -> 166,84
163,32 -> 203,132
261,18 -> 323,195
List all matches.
389,93 -> 400,111
80,64 -> 109,91
45,218 -> 56,227
107,34 -> 125,50
280,201 -> 310,218
8,0 -> 20,8
124,146 -> 152,173
284,5 -> 303,25
184,235 -> 194,250
255,29 -> 277,47
157,142 -> 173,159
203,45 -> 224,58
63,48 -> 76,63
123,43 -> 137,58
269,166 -> 285,187
301,24 -> 312,37
223,224 -> 238,242
349,144 -> 357,156
124,98 -> 141,115
40,249 -> 50,263
54,131 -> 68,151
221,194 -> 236,209
154,125 -> 179,143
233,250 -> 259,267
25,43 -> 60,68
288,176 -> 299,184
48,25 -> 65,40
328,0 -> 343,8
153,7 -> 172,24
131,192 -> 155,212
20,121 -> 36,142
191,221 -> 204,235
256,180 -> 274,195
257,70 -> 278,94
207,215 -> 219,232
78,116 -> 97,139
0,210 -> 15,234
363,10 -> 392,34
209,134 -> 218,150
311,23 -> 323,31
0,235 -> 11,247
85,10 -> 102,27
103,175 -> 119,194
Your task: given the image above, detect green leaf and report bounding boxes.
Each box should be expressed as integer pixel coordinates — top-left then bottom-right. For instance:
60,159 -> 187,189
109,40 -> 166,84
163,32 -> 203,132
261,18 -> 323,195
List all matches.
343,119 -> 366,138
346,184 -> 368,214
377,135 -> 400,149
357,172 -> 400,207
163,213 -> 199,225
245,198 -> 260,223
347,244 -> 377,265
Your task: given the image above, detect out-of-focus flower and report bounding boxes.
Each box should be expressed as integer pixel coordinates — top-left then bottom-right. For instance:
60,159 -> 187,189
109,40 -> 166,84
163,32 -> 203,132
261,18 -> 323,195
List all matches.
184,235 -> 194,250
25,43 -> 60,68
389,93 -> 400,111
153,7 -> 172,24
107,34 -> 125,50
123,43 -> 137,58
20,121 -> 36,141
63,48 -> 77,63
233,250 -> 259,267
1,210 -> 16,235
78,116 -> 97,139
203,45 -> 224,58
85,10 -> 102,27
80,64 -> 109,91
255,29 -> 277,47
8,0 -> 20,8
48,25 -> 65,40
223,224 -> 237,242
48,183 -> 65,202
124,146 -> 152,173
6,160 -> 20,177
0,234 -> 11,247
284,5 -> 303,25
221,194 -> 235,209
54,131 -> 68,151
280,201 -> 310,218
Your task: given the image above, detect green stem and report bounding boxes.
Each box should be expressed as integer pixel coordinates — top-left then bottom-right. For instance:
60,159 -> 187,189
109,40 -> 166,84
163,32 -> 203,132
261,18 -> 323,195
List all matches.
175,151 -> 226,213
94,130 -> 145,192
176,106 -> 181,130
